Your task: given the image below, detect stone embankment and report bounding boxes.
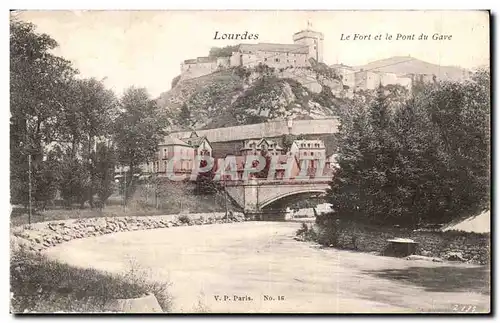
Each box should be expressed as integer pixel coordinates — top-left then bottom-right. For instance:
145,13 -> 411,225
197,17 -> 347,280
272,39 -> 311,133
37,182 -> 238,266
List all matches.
11,212 -> 246,253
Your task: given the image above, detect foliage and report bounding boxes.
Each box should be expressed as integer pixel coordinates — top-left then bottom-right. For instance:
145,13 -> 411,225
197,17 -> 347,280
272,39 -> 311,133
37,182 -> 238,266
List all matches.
10,249 -> 172,313
171,75 -> 181,89
10,20 -> 119,210
208,45 -> 239,58
353,84 -> 410,110
295,223 -> 318,242
31,154 -> 60,210
326,71 -> 490,229
311,85 -> 336,110
179,104 -> 191,126
177,214 -> 192,225
10,19 -> 76,206
93,142 -> 117,205
311,62 -> 342,81
255,149 -> 272,178
113,87 -> 168,203
194,160 -> 220,195
280,133 -> 305,153
232,66 -> 252,82
231,77 -> 293,125
57,155 -> 91,208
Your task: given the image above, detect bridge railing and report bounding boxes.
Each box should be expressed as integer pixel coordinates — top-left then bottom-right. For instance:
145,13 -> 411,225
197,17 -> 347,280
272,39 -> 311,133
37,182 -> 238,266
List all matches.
223,177 -> 332,186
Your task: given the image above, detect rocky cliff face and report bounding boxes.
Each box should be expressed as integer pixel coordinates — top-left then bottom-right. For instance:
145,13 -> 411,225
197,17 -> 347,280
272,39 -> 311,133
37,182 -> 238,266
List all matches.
156,64 -> 345,130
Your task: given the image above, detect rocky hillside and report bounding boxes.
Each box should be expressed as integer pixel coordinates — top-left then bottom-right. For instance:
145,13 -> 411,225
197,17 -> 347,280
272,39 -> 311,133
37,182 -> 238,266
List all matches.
156,64 -> 345,130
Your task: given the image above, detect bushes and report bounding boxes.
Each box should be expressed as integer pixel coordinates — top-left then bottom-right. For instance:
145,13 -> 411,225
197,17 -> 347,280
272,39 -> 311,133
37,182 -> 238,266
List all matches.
295,223 -> 318,242
177,214 -> 192,225
10,249 -> 172,313
327,70 -> 490,228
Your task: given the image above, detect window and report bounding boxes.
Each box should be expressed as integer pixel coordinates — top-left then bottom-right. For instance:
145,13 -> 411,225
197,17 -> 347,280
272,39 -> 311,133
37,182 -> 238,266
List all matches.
275,58 -> 279,62
311,152 -> 314,156
264,58 -> 268,61
287,60 -> 290,63
307,144 -> 311,148
314,46 -> 317,50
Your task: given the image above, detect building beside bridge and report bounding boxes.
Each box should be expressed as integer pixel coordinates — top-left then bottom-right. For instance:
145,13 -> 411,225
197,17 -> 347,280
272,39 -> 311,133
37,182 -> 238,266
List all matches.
121,118 -> 339,180
240,138 -> 284,156
144,131 -> 213,174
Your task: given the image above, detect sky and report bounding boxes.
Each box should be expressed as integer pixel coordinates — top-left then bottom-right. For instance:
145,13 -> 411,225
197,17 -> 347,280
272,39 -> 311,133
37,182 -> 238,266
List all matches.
13,10 -> 490,97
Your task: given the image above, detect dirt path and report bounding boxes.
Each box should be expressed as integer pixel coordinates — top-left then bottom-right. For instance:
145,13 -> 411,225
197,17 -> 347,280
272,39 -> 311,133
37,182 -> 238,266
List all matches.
44,222 -> 490,313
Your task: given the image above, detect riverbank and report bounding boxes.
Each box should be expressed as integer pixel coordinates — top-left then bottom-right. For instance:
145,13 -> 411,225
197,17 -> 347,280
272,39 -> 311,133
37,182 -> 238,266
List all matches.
11,212 -> 245,254
43,221 -> 490,313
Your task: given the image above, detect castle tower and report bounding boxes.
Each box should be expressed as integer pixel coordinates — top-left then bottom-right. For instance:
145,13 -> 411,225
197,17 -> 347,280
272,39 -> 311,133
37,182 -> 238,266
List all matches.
292,20 -> 324,63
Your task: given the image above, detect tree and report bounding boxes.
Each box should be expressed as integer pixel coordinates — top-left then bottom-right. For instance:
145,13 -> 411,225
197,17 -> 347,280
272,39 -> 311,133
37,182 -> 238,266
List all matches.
326,72 -> 490,229
171,75 -> 181,89
31,151 -> 60,210
10,19 -> 76,207
179,104 -> 191,127
113,87 -> 168,204
412,71 -> 490,223
256,148 -> 272,179
58,154 -> 90,208
194,159 -> 219,195
208,45 -> 239,58
93,142 -> 117,205
52,77 -> 118,208
327,85 -> 411,226
280,133 -> 305,154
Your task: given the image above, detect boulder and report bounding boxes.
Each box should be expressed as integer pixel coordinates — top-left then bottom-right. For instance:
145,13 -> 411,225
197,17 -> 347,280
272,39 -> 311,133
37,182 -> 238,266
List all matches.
444,251 -> 466,262
103,293 -> 163,313
406,255 -> 443,262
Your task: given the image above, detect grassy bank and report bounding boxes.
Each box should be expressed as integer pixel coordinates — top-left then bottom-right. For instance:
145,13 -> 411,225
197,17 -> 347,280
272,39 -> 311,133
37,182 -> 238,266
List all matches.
11,182 -> 230,227
10,249 -> 172,313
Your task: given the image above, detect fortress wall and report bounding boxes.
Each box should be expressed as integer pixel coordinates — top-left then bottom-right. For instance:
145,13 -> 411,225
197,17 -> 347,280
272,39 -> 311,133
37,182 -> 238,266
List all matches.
169,118 -> 340,143
180,61 -> 219,81
230,52 -> 241,67
241,51 -> 309,69
217,57 -> 231,68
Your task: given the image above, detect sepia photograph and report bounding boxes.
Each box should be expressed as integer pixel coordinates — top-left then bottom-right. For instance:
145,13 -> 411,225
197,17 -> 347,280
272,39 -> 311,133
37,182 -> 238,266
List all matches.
9,9 -> 490,314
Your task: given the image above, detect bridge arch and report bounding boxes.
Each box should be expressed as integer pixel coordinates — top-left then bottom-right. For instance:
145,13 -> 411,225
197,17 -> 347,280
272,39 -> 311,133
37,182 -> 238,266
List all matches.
259,189 -> 327,209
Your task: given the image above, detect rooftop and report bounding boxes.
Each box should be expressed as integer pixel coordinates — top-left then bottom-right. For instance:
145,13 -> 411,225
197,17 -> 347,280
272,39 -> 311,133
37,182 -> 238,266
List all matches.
238,43 -> 309,54
168,119 -> 339,143
241,138 -> 283,150
293,139 -> 326,149
161,136 -> 192,147
181,135 -> 208,148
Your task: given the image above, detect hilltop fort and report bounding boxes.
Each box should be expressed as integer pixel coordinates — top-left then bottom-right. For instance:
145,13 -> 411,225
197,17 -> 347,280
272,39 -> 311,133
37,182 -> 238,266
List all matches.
177,25 -> 470,93
180,26 -> 324,82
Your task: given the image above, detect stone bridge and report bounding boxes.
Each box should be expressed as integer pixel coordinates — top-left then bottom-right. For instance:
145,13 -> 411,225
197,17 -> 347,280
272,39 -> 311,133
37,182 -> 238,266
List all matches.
224,178 -> 330,214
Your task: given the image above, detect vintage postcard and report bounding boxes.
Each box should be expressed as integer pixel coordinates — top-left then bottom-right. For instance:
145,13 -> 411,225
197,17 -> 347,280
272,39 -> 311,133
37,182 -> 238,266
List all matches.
9,10 -> 490,314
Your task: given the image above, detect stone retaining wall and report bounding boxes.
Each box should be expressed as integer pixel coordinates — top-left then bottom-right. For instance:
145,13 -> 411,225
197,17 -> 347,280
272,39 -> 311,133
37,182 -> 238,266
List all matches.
317,222 -> 490,265
11,212 -> 245,253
